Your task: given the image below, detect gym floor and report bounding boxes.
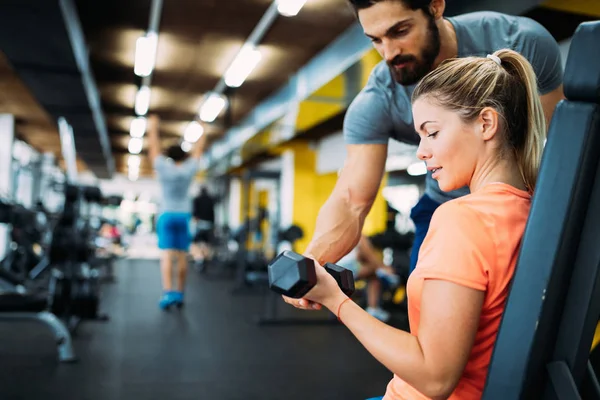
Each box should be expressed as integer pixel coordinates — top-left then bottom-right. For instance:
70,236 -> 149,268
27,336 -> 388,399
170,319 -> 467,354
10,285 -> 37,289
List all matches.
0,259 -> 408,400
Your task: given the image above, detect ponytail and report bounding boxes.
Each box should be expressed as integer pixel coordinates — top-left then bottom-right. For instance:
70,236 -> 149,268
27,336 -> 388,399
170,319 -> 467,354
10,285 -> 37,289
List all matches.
494,49 -> 546,192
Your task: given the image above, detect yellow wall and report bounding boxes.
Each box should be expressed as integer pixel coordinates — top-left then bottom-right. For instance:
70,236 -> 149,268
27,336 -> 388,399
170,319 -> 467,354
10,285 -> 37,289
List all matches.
289,141 -> 318,253
362,173 -> 388,237
360,49 -> 383,87
295,74 -> 346,133
542,0 -> 600,17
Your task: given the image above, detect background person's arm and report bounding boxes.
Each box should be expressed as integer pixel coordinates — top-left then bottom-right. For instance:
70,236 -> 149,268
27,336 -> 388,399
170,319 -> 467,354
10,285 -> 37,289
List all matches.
146,114 -> 162,164
190,128 -> 208,159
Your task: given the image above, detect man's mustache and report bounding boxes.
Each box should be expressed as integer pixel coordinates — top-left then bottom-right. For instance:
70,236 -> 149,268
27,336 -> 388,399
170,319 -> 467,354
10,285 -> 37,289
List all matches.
388,55 -> 416,66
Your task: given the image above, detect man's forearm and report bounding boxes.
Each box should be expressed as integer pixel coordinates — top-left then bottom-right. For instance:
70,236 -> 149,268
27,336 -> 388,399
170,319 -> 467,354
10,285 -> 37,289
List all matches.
305,193 -> 370,265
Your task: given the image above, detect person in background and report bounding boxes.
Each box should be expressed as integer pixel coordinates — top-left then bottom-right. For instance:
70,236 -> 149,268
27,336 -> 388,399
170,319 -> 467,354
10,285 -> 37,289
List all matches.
337,234 -> 400,322
190,186 -> 216,269
146,114 -> 207,310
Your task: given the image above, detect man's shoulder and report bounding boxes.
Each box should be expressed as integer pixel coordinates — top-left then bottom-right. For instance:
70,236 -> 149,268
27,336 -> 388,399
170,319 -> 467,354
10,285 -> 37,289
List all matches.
452,11 -> 546,52
348,60 -> 393,115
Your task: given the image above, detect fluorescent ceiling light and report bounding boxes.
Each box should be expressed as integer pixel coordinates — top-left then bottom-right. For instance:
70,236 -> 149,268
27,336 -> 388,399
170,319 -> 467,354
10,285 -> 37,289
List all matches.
224,45 -> 262,88
128,137 -> 143,155
199,93 -> 227,123
134,33 -> 158,77
276,0 -> 307,17
407,161 -> 427,176
128,155 -> 141,168
183,121 -> 204,143
130,117 -> 147,138
135,86 -> 151,116
181,141 -> 192,153
128,169 -> 139,181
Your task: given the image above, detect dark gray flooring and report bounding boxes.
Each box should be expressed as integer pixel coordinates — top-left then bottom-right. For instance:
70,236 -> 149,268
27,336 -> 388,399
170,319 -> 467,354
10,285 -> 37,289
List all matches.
0,259 -> 409,400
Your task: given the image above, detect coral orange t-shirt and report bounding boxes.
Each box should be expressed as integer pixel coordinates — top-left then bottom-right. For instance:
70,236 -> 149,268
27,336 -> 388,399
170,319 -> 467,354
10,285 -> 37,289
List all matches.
384,183 -> 532,400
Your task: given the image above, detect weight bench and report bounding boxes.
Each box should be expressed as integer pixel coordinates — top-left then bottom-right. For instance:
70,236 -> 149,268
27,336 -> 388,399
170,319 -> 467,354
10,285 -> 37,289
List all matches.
483,21 -> 600,399
0,291 -> 76,363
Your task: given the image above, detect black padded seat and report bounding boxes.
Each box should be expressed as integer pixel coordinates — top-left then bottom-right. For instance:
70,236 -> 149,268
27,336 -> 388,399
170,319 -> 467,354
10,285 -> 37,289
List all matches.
484,21 -> 600,399
0,292 -> 48,312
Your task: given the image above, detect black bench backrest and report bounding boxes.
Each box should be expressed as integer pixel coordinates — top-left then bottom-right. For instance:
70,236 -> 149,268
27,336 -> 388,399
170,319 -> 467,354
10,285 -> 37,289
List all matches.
483,21 -> 600,400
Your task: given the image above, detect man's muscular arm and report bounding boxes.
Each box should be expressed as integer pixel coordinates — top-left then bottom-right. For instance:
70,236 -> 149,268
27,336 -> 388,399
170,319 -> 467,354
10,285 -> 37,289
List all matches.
305,143 -> 388,265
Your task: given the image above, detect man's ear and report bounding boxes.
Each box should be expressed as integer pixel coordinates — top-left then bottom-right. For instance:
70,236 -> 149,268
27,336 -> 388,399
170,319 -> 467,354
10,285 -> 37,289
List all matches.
429,0 -> 446,20
479,107 -> 500,141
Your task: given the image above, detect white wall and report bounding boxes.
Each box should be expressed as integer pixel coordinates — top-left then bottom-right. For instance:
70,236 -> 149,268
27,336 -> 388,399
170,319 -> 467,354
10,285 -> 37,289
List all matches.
279,150 -> 294,228
98,174 -> 162,203
0,115 -> 15,259
316,132 -> 345,174
228,178 -> 241,229
315,131 -> 420,174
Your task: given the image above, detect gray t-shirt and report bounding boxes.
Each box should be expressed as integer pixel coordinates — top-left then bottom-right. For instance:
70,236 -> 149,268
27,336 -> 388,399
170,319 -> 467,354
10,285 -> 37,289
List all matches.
344,11 -> 564,204
154,155 -> 199,213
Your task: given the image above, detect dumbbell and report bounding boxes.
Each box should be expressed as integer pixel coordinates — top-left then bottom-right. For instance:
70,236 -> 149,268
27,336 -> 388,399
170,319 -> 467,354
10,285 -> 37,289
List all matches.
268,250 -> 355,298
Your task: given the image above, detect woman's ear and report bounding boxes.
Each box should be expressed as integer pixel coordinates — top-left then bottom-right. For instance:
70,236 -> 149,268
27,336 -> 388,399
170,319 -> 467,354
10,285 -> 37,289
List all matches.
479,107 -> 500,141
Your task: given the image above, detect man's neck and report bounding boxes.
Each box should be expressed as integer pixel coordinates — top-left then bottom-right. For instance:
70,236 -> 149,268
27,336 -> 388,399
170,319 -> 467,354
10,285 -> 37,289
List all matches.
433,18 -> 458,69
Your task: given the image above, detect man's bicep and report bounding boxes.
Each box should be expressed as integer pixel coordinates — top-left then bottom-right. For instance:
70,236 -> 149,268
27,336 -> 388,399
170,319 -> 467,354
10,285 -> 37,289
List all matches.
336,143 -> 388,208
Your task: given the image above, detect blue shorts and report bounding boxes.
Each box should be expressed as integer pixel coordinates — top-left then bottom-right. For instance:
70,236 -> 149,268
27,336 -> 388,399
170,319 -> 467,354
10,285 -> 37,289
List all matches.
409,194 -> 442,275
157,212 -> 192,251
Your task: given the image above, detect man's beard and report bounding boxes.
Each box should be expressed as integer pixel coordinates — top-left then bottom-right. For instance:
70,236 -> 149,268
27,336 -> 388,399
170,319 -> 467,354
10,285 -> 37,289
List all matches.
388,14 -> 441,85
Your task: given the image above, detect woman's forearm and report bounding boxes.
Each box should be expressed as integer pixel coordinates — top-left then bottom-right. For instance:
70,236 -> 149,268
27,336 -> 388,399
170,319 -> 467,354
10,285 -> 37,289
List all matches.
326,296 -> 441,398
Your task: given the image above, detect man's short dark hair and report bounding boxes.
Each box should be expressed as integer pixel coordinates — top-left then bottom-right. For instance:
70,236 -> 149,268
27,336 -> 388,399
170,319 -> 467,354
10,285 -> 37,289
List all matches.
348,0 -> 431,13
166,144 -> 188,162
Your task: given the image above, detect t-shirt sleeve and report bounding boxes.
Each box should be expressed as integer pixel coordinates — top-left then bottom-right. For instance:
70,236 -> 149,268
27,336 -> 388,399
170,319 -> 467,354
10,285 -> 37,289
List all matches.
416,202 -> 495,291
153,155 -> 167,174
514,17 -> 564,95
343,81 -> 394,145
184,157 -> 200,177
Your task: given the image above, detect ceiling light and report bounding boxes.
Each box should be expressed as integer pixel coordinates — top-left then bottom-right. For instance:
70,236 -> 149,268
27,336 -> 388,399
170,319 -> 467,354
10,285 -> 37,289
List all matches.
199,92 -> 227,123
276,0 -> 307,17
407,162 -> 427,176
181,141 -> 192,153
128,137 -> 143,155
224,44 -> 262,88
128,155 -> 141,168
135,86 -> 151,116
134,33 -> 158,77
183,121 -> 204,143
128,169 -> 139,181
130,117 -> 147,138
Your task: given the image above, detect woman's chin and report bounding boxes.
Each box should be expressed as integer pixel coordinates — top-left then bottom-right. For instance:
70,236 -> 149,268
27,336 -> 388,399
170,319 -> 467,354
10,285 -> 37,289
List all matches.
438,180 -> 461,193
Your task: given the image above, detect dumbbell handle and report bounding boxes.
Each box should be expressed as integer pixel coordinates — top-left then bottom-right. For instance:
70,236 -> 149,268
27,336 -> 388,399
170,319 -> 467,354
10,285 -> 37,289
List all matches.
323,263 -> 355,297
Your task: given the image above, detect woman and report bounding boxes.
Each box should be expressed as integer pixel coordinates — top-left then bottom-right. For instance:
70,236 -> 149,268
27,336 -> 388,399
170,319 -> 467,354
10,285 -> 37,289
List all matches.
146,114 -> 207,310
287,49 -> 546,399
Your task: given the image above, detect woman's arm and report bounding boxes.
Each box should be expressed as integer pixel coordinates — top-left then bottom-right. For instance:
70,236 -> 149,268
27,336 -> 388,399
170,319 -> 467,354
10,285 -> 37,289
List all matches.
146,114 -> 162,163
310,269 -> 483,399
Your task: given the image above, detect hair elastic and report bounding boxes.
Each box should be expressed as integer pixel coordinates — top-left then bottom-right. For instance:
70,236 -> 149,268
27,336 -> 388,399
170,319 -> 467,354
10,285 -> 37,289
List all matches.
487,54 -> 501,66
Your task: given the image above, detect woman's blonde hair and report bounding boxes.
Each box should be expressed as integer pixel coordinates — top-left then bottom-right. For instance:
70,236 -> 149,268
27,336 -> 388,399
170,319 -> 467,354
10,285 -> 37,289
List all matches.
412,49 -> 546,192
